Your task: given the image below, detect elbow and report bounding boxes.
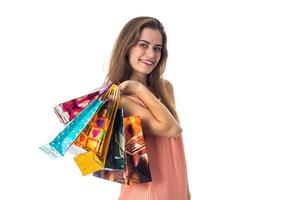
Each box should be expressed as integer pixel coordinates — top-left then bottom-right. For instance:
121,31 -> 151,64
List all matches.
175,125 -> 183,137
167,124 -> 182,138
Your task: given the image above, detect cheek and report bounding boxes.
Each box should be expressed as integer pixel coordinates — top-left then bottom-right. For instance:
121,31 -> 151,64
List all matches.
129,50 -> 140,66
130,46 -> 143,56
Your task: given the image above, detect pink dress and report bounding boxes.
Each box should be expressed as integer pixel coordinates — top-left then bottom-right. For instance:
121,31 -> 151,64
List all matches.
119,96 -> 188,200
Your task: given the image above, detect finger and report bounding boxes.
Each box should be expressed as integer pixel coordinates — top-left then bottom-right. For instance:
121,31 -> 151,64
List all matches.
119,83 -> 126,90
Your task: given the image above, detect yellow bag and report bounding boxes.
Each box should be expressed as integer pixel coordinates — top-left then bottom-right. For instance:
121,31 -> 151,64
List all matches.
73,151 -> 102,176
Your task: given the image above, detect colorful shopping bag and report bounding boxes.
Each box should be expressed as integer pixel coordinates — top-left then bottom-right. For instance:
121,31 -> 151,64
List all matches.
39,98 -> 103,157
73,151 -> 102,176
54,82 -> 112,125
73,84 -> 120,174
104,108 -> 125,170
73,108 -> 125,176
41,82 -> 152,185
93,116 -> 152,185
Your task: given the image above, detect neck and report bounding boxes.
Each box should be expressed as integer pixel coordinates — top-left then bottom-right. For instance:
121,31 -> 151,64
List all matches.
129,73 -> 147,86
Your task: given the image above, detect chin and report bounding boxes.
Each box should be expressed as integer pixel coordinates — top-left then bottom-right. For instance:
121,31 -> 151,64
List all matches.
136,67 -> 155,75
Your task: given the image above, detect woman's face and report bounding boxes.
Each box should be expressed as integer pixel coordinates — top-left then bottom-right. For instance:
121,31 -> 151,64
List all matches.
128,28 -> 163,76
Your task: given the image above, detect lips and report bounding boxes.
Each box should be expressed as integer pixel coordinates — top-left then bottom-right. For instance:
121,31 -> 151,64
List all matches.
140,59 -> 155,67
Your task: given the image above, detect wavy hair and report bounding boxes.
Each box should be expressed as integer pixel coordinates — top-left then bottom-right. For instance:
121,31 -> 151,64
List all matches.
105,16 -> 178,121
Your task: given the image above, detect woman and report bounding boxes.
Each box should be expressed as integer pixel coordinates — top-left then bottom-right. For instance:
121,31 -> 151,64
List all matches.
105,16 -> 191,200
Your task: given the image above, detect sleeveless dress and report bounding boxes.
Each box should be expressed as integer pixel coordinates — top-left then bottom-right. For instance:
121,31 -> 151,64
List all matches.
119,96 -> 188,200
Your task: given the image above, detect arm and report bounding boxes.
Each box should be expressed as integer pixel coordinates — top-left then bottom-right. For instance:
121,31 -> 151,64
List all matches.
119,80 -> 182,137
164,80 -> 191,199
164,81 -> 191,199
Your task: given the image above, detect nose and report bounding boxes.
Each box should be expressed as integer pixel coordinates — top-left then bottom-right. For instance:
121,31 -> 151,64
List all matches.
145,48 -> 155,58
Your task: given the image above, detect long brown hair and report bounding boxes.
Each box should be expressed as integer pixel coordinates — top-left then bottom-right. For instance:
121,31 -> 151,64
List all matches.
105,16 -> 179,121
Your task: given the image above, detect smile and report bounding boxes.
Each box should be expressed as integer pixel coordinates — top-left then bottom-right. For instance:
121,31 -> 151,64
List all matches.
140,59 -> 155,67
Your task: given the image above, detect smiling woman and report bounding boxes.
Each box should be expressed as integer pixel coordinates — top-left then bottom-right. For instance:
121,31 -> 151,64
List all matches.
128,28 -> 162,76
104,16 -> 190,200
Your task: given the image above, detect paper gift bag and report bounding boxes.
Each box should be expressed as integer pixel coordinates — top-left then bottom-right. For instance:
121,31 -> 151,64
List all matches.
73,151 -> 102,176
54,82 -> 112,125
73,84 -> 120,173
93,116 -> 152,185
73,108 -> 125,176
104,108 -> 125,170
39,98 -> 103,157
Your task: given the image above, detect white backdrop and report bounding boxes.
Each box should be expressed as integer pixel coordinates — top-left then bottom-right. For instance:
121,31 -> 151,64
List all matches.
0,0 -> 299,199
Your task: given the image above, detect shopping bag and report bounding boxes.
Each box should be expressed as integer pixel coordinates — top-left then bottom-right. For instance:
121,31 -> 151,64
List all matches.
104,108 -> 125,170
93,116 -> 152,185
41,82 -> 152,185
54,82 -> 112,125
73,151 -> 102,176
73,107 -> 125,176
39,98 -> 103,157
73,84 -> 120,174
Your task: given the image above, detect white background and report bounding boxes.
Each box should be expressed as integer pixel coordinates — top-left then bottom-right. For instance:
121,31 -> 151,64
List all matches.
0,0 -> 299,199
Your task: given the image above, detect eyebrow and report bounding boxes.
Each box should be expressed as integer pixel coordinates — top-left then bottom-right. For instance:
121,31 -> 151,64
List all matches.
138,40 -> 163,47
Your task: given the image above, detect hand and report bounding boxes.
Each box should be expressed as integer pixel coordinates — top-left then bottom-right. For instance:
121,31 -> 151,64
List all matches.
119,80 -> 143,95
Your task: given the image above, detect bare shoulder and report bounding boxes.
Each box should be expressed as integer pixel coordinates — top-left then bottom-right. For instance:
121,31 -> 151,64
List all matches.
162,79 -> 174,93
162,79 -> 176,104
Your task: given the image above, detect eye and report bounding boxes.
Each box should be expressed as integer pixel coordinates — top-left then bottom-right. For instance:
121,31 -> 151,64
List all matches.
139,43 -> 148,48
154,46 -> 162,52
